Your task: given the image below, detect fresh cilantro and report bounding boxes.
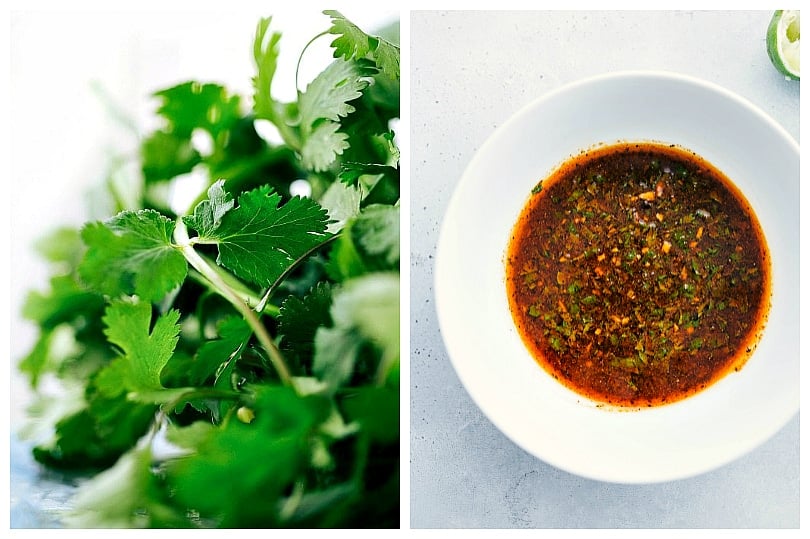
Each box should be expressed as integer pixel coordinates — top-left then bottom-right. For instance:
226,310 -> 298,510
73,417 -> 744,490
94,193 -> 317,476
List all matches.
17,11 -> 399,529
185,316 -> 252,386
18,331 -> 52,388
142,82 -> 241,186
318,181 -> 362,233
79,209 -> 187,302
314,273 -> 400,391
97,300 -> 181,401
338,161 -> 399,187
297,58 -> 378,172
300,121 -> 351,172
23,274 -> 105,330
182,179 -> 235,238
278,282 -> 334,375
185,183 -> 332,288
140,129 -> 201,185
167,385 -> 330,527
325,10 -> 401,80
327,204 -> 400,281
251,17 -> 282,123
298,58 -> 377,129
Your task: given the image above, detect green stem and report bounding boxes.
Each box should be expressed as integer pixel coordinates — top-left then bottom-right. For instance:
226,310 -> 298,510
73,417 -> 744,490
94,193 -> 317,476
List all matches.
296,30 -> 330,95
374,353 -> 398,387
174,220 -> 292,386
256,234 -> 338,312
278,478 -> 306,521
186,266 -> 281,317
269,102 -> 303,150
162,387 -> 243,413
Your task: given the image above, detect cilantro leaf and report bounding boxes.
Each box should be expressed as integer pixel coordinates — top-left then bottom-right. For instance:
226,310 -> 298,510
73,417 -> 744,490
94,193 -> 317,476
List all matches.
300,121 -> 350,171
185,185 -> 331,288
298,58 -> 377,129
167,385 -> 330,526
318,181 -> 362,233
182,180 -> 235,238
340,386 -> 399,444
142,82 -> 241,185
33,226 -> 85,267
330,273 -> 399,364
278,282 -> 334,374
23,274 -> 105,330
187,316 -> 251,385
64,445 -> 155,528
98,300 -> 181,399
350,205 -> 400,268
79,210 -> 187,302
252,17 -> 282,121
154,82 -> 242,140
33,391 -> 156,469
326,205 -> 400,281
324,10 -> 400,80
312,327 -> 363,392
324,10 -> 371,59
296,58 -> 377,172
18,331 -> 52,388
140,130 -> 201,184
64,444 -> 186,528
370,37 -> 401,80
337,162 -> 399,187
313,273 -> 399,392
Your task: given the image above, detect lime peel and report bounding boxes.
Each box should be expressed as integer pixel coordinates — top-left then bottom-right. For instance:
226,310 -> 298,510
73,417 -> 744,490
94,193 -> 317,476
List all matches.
767,10 -> 800,81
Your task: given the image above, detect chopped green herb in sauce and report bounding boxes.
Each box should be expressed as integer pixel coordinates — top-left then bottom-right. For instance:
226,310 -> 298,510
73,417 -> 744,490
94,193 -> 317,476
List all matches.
506,142 -> 770,407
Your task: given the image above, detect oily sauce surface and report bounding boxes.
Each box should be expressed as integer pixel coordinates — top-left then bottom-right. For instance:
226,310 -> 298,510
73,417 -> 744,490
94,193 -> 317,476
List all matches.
506,142 -> 770,407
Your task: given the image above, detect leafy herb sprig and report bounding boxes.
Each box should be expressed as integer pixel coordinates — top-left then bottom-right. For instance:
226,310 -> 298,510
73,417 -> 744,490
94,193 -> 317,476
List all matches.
17,11 -> 399,528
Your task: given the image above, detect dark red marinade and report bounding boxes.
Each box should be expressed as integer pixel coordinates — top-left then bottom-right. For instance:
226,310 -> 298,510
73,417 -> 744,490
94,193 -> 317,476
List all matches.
506,142 -> 770,407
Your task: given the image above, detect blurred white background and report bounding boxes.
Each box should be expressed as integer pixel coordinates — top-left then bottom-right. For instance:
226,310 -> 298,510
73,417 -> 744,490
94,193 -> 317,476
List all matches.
8,5 -> 398,427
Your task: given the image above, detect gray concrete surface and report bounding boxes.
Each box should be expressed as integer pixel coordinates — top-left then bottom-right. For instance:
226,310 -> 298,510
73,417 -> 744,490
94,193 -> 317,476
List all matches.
410,10 -> 799,529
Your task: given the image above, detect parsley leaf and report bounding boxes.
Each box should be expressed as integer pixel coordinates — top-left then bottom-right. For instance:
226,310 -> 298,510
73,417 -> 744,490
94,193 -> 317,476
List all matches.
79,210 -> 187,302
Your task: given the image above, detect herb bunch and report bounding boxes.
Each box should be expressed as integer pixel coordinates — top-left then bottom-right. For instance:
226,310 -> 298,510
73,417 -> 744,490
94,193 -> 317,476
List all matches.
17,10 -> 400,528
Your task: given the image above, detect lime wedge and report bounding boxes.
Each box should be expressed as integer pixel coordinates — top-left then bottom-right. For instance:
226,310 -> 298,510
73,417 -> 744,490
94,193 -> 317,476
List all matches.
766,10 -> 800,81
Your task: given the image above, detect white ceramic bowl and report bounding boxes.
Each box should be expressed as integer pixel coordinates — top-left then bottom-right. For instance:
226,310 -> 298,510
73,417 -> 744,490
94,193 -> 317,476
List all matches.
434,71 -> 799,483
